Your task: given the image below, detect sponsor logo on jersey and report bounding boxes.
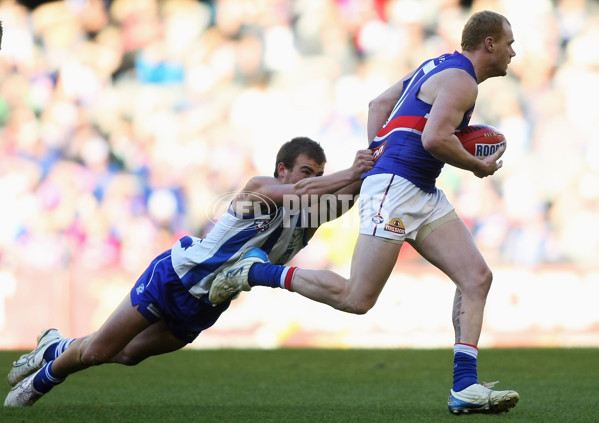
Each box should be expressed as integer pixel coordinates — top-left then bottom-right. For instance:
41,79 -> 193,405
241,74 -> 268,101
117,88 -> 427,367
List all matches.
372,214 -> 384,224
384,217 -> 405,235
372,142 -> 387,161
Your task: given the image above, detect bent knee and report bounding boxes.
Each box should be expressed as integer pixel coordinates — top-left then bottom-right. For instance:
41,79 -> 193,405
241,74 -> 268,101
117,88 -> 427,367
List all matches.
116,356 -> 141,366
78,338 -> 117,367
113,350 -> 144,366
480,266 -> 493,290
461,266 -> 493,297
80,346 -> 145,366
80,349 -> 112,366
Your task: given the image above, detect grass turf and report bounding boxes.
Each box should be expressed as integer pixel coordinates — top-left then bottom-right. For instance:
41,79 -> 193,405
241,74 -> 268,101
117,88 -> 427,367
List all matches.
0,348 -> 597,422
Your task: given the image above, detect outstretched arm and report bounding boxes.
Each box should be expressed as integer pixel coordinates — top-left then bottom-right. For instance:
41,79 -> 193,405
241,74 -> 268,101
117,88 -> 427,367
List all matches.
232,149 -> 374,215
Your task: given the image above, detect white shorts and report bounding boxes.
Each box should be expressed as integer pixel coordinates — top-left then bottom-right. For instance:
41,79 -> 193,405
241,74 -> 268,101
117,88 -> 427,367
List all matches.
359,173 -> 456,246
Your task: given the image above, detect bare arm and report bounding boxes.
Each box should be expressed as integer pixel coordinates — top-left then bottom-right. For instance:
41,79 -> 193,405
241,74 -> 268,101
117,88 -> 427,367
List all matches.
420,69 -> 505,178
367,71 -> 414,143
234,149 -> 374,213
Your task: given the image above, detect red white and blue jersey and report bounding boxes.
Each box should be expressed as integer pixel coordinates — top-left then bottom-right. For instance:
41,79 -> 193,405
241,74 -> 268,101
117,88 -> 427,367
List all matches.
171,205 -> 307,298
363,51 -> 477,193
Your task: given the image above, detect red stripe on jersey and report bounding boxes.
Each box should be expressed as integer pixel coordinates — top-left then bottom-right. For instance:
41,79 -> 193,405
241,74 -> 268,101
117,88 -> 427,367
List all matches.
376,115 -> 427,138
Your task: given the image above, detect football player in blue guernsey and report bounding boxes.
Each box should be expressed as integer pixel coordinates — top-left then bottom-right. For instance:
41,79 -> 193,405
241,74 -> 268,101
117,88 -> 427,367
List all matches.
209,10 -> 519,415
4,137 -> 374,407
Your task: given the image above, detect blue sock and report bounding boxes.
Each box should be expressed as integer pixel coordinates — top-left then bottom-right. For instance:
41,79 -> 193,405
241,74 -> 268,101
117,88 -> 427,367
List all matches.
44,338 -> 75,362
33,361 -> 65,394
453,344 -> 479,392
248,263 -> 297,290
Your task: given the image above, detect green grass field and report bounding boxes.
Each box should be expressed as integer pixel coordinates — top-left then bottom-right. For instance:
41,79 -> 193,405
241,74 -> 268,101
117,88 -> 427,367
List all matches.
0,348 -> 597,422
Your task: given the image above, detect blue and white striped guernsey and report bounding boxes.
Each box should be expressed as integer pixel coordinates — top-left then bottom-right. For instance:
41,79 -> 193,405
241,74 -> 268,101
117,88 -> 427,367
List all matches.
171,205 -> 307,298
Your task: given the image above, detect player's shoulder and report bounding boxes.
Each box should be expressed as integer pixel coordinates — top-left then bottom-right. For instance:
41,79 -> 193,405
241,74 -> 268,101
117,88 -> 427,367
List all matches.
436,68 -> 478,94
435,51 -> 476,79
437,51 -> 472,66
421,67 -> 477,104
440,67 -> 478,84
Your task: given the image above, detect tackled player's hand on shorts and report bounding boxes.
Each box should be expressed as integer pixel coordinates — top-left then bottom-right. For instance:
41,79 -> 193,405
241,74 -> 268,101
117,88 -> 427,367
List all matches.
351,149 -> 375,178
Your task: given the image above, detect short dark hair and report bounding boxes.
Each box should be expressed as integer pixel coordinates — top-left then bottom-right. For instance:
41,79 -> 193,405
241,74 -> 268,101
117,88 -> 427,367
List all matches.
274,137 -> 326,177
0,21 -> 3,50
461,10 -> 510,52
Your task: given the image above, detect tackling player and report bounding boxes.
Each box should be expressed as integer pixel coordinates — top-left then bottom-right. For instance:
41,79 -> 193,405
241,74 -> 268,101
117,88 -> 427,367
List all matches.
4,137 -> 374,406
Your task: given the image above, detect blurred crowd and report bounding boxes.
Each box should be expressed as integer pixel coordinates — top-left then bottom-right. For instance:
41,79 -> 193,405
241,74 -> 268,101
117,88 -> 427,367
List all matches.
0,0 -> 598,281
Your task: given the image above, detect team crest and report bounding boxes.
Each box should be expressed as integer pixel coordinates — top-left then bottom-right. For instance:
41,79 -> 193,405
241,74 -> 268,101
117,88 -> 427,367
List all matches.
372,214 -> 384,225
254,219 -> 270,232
384,217 -> 405,235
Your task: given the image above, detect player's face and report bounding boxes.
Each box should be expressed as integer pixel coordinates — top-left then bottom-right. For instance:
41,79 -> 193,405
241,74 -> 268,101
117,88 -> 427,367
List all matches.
282,153 -> 325,184
494,22 -> 516,76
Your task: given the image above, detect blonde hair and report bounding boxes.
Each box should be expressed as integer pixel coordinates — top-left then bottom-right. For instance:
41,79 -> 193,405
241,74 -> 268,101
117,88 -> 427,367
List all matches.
461,11 -> 510,52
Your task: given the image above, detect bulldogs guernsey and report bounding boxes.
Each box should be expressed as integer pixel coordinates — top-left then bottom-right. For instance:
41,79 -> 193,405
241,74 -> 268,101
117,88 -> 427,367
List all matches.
363,51 -> 477,193
171,205 -> 307,299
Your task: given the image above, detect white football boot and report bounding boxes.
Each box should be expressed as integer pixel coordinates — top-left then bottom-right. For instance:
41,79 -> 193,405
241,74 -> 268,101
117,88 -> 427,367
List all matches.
448,381 -> 519,415
4,371 -> 43,407
7,328 -> 62,386
209,247 -> 269,305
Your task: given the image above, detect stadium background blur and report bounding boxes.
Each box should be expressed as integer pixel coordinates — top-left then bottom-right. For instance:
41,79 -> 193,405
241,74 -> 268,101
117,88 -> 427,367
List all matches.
1,0 -> 598,349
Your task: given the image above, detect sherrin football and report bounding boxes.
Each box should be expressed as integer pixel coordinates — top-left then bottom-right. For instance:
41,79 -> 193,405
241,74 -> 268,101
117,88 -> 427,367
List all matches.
455,124 -> 506,158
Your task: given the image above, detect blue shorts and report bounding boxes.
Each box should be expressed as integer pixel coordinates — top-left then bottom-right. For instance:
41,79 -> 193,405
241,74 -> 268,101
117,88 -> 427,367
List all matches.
130,250 -> 231,343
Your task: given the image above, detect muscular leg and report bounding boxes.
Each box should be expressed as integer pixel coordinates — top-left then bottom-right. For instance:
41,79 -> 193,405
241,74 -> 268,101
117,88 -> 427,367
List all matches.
413,217 -> 492,345
291,234 -> 402,314
110,320 -> 187,366
51,294 -> 183,377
